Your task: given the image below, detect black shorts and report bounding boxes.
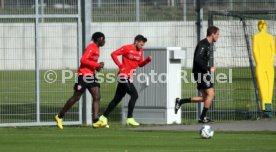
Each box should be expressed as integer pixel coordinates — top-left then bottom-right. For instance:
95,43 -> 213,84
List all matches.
194,73 -> 213,90
74,75 -> 100,92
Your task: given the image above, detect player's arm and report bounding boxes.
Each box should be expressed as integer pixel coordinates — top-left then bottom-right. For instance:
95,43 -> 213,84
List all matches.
111,46 -> 127,67
194,45 -> 210,73
80,45 -> 101,68
138,56 -> 152,67
96,62 -> 104,72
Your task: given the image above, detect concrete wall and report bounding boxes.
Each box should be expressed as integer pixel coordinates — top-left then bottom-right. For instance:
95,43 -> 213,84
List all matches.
0,23 -> 79,70
1,21 -> 276,70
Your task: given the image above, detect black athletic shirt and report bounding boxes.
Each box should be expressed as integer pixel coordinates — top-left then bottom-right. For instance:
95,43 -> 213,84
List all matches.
192,38 -> 211,74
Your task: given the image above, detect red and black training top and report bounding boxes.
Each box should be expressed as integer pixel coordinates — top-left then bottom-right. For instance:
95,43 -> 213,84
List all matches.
78,42 -> 100,76
111,44 -> 150,79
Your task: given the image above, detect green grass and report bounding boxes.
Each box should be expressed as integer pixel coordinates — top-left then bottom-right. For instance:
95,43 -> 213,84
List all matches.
0,126 -> 276,152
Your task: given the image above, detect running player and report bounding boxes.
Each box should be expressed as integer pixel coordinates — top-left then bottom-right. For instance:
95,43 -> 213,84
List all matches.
55,32 -> 105,129
175,26 -> 220,123
99,35 -> 152,127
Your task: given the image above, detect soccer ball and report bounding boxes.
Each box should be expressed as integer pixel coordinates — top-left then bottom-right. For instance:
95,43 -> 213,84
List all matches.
199,125 -> 214,139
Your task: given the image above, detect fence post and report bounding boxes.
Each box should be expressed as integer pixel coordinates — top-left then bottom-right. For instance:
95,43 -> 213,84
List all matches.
136,0 -> 140,22
183,0 -> 186,21
35,0 -> 40,123
81,0 -> 92,125
0,0 -> 4,8
196,0 -> 203,120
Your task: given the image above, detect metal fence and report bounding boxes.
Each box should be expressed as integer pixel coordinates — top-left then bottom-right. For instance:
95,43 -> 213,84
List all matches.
1,0 -> 276,126
206,10 -> 276,120
93,0 -> 276,122
0,0 -> 81,126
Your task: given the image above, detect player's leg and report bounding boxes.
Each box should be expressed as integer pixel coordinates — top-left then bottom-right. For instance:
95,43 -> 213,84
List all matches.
55,90 -> 84,129
58,91 -> 84,118
89,86 -> 101,122
55,76 -> 85,129
100,81 -> 127,125
175,96 -> 205,114
198,87 -> 214,123
201,88 -> 214,108
179,96 -> 205,104
175,73 -> 206,114
89,85 -> 104,128
125,81 -> 138,118
198,72 -> 214,122
58,76 -> 86,118
124,80 -> 140,126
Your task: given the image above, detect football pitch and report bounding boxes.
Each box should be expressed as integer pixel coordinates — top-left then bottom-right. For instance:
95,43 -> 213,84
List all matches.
1,69 -> 276,152
0,125 -> 276,152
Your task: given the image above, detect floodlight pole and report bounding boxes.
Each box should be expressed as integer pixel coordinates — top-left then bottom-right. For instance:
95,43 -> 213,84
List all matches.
81,0 -> 92,125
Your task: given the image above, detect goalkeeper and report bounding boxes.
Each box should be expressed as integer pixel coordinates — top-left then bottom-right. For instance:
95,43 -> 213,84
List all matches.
175,26 -> 220,123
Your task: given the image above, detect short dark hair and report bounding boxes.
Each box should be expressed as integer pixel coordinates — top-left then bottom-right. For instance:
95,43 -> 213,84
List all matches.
92,32 -> 105,42
207,26 -> 219,36
134,34 -> 147,42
